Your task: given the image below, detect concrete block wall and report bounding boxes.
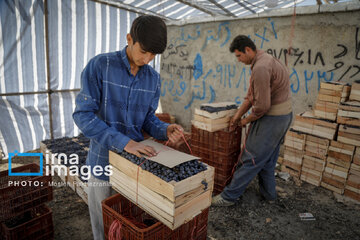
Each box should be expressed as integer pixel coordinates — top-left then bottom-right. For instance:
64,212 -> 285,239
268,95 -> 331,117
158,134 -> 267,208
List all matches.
159,2 -> 360,130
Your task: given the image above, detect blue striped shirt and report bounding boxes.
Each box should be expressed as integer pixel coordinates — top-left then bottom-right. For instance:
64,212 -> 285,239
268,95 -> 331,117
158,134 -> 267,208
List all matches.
73,47 -> 169,181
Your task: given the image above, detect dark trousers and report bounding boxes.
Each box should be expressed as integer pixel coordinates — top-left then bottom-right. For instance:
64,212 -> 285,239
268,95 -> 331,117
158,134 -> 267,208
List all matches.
221,113 -> 292,201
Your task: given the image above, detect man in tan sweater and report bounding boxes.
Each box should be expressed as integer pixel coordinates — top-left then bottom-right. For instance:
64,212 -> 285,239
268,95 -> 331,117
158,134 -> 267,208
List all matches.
212,35 -> 293,206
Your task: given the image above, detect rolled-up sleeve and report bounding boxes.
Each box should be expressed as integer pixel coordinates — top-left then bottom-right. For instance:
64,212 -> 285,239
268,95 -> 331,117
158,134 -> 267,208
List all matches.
73,57 -> 131,152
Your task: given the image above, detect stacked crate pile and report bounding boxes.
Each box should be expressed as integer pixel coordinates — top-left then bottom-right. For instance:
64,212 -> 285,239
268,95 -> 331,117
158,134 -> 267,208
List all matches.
314,82 -> 351,121
321,141 -> 355,194
282,129 -> 306,178
190,102 -> 241,194
335,82 -> 360,201
0,164 -> 54,239
283,82 -> 348,182
345,148 -> 360,201
283,111 -> 337,181
301,135 -> 329,186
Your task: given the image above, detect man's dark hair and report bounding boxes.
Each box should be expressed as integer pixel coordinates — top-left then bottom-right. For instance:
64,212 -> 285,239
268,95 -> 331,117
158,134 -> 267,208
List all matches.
130,15 -> 167,54
229,35 -> 256,53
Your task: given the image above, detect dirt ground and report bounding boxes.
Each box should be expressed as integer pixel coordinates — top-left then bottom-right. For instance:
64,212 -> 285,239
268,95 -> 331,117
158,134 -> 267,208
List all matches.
2,155 -> 360,240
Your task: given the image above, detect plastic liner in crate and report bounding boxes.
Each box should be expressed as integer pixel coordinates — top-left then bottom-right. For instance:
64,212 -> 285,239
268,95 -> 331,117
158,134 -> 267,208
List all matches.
191,125 -> 241,148
0,163 -> 53,221
0,205 -> 53,240
102,193 -> 208,240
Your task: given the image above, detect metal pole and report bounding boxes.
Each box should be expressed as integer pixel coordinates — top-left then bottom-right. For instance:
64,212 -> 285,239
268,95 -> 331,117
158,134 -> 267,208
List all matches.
44,0 -> 54,140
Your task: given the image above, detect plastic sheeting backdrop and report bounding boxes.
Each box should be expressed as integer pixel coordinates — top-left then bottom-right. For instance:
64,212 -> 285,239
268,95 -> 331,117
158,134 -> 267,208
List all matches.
0,0 -> 165,157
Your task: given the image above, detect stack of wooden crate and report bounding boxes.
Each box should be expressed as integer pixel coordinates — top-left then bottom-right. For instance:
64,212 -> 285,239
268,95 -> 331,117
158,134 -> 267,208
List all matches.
191,102 -> 237,132
337,101 -> 360,128
279,81 -> 360,203
344,147 -> 360,201
282,129 -> 306,178
321,141 -> 355,194
300,135 -> 329,186
349,82 -> 360,101
292,111 -> 337,140
314,82 -> 351,121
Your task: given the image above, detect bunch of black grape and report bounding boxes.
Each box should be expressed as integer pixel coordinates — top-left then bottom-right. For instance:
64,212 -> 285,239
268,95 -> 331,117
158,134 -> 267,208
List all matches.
200,104 -> 237,113
118,151 -> 207,182
76,133 -> 90,148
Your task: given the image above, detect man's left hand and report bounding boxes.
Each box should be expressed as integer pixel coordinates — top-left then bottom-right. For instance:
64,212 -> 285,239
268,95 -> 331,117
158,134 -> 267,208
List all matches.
167,124 -> 184,144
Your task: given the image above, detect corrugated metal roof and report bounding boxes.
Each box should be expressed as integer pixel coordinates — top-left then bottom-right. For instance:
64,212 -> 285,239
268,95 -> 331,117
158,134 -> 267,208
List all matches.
98,0 -> 353,21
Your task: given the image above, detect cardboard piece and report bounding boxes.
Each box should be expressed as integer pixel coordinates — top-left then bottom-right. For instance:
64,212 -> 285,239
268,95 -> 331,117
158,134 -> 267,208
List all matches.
140,139 -> 200,168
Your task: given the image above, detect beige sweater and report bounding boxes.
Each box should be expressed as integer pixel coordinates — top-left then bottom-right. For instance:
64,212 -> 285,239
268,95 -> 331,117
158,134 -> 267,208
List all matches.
245,50 -> 292,119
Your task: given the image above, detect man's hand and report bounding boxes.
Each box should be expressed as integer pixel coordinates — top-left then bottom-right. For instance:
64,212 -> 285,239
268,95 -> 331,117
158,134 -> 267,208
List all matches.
167,124 -> 184,144
229,115 -> 240,131
124,140 -> 157,158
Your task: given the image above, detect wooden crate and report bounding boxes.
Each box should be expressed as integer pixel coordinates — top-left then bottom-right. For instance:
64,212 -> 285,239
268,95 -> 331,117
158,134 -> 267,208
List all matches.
109,151 -> 214,230
283,147 -> 304,168
284,129 -> 306,151
191,120 -> 229,132
344,163 -> 360,202
302,155 -> 326,172
317,82 -> 350,103
281,164 -> 301,178
313,101 -> 339,121
194,102 -> 237,120
349,82 -> 360,101
321,161 -> 348,194
324,162 -> 349,182
300,153 -> 326,186
327,140 -> 355,169
337,124 -> 360,147
292,111 -> 337,140
300,166 -> 322,186
305,135 -> 329,160
354,147 -> 360,165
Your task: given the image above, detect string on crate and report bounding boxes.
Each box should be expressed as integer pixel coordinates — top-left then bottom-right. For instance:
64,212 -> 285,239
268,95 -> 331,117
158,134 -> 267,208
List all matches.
136,157 -> 148,204
108,219 -> 122,240
226,120 -> 254,184
108,210 -> 151,239
165,131 -> 193,155
190,213 -> 207,240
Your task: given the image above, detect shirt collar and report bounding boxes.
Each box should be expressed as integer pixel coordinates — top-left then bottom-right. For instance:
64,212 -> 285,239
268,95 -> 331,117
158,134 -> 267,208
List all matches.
119,46 -> 147,76
120,46 -> 131,73
250,50 -> 264,70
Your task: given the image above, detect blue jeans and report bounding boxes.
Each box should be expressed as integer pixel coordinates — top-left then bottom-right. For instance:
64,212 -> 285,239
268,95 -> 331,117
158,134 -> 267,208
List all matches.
221,113 -> 292,202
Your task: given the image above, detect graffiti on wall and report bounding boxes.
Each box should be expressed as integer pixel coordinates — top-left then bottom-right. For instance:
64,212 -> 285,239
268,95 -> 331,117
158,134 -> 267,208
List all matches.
161,19 -> 360,110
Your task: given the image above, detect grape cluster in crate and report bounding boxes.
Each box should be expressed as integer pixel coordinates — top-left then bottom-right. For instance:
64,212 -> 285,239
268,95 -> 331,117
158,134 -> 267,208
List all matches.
117,151 -> 207,182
